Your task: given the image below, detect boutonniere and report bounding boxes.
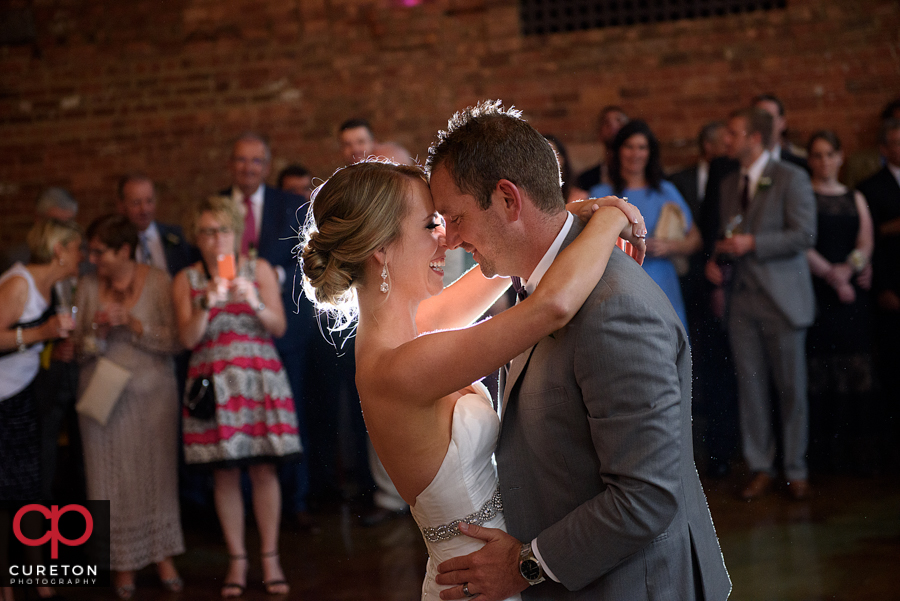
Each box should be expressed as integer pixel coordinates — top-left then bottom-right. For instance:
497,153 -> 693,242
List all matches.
165,232 -> 181,246
757,176 -> 773,191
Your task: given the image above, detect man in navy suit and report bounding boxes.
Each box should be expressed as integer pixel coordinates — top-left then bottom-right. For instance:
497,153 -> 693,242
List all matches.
118,173 -> 195,277
224,133 -> 315,521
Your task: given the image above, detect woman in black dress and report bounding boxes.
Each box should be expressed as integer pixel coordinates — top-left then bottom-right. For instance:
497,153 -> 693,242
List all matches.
805,130 -> 876,472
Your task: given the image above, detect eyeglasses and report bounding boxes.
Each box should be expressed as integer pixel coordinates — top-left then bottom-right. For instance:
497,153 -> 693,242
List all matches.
198,226 -> 233,238
87,246 -> 111,258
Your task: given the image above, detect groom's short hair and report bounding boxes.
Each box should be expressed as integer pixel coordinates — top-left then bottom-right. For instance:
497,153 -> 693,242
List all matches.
426,100 -> 565,214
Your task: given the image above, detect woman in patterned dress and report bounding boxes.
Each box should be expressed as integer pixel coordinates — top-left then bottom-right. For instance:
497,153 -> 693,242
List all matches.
172,195 -> 300,598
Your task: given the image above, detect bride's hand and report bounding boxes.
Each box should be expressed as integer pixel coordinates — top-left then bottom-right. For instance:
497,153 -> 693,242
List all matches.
570,197 -> 647,264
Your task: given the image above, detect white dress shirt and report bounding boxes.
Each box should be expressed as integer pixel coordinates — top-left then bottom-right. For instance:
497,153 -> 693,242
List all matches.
742,150 -> 772,201
137,222 -> 168,271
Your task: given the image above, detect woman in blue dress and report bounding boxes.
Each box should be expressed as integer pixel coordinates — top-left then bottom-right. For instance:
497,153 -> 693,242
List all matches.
590,119 -> 701,327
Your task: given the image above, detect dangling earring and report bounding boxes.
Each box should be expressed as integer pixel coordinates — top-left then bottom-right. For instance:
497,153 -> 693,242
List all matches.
58,258 -> 65,267
380,264 -> 389,293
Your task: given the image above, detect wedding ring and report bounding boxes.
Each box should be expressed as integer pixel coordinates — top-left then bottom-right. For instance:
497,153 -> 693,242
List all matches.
463,583 -> 472,596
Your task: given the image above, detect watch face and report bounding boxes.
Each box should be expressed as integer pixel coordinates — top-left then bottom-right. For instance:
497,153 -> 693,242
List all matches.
521,559 -> 541,581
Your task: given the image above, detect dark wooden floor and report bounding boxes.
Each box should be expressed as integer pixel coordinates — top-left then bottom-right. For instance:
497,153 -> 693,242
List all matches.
46,470 -> 900,601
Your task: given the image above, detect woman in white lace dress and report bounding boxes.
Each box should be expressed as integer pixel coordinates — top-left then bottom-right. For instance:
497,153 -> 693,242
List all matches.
76,214 -> 184,600
300,159 -> 645,600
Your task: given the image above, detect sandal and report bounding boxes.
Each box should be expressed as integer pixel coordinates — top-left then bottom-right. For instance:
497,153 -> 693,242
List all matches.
114,584 -> 135,601
157,559 -> 184,593
221,555 -> 247,599
260,551 -> 289,596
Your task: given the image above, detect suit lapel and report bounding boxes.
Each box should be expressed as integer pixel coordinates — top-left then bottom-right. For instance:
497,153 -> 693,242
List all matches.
258,186 -> 278,258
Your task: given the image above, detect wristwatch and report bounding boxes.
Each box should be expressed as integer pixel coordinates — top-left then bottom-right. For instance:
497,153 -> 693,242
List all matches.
518,542 -> 545,586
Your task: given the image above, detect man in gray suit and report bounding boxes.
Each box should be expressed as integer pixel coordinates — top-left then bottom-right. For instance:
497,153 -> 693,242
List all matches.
705,107 -> 816,501
429,101 -> 730,601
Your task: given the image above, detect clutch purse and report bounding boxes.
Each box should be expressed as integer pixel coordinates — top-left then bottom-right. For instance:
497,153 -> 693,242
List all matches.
654,201 -> 689,276
75,357 -> 132,426
184,376 -> 216,420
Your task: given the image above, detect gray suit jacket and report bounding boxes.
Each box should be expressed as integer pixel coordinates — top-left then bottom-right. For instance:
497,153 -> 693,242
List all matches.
717,159 -> 816,328
497,227 -> 731,601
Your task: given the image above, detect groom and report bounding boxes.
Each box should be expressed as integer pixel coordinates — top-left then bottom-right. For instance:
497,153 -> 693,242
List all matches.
428,101 -> 731,601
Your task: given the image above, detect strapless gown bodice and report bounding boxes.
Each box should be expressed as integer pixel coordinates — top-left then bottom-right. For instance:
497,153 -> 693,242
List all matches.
410,382 -> 521,601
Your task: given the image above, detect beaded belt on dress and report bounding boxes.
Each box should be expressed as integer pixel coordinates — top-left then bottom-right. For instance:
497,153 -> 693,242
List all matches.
420,488 -> 504,543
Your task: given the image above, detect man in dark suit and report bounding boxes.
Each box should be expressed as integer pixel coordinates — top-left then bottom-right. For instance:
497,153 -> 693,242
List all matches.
224,133 -> 315,520
670,122 -> 740,478
754,93 -> 809,173
431,101 -> 729,601
118,173 -> 195,277
857,117 -> 900,465
706,107 -> 817,500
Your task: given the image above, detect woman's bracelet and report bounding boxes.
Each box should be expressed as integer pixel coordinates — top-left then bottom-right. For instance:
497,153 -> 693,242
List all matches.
16,326 -> 27,353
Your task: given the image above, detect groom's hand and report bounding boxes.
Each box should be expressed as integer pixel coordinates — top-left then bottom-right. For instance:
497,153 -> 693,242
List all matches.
435,523 -> 529,600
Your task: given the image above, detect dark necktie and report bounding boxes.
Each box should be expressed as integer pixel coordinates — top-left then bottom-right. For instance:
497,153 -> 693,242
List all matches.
740,174 -> 751,213
511,276 -> 528,302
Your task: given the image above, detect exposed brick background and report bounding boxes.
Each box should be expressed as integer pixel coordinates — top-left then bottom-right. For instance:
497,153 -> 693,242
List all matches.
1,0 -> 898,246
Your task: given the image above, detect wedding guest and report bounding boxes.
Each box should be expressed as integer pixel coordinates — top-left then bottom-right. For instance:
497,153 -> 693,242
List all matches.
173,196 -> 301,597
0,222 -> 79,601
805,131 -> 876,472
277,164 -> 314,198
857,117 -> 900,467
75,214 -> 184,600
0,188 -> 78,272
0,218 -> 81,499
117,173 -> 194,277
544,134 -> 589,203
754,93 -> 809,172
591,119 -> 702,327
576,105 -> 629,190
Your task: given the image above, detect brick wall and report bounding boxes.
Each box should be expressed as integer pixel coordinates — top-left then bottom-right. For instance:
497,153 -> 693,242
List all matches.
1,0 -> 898,246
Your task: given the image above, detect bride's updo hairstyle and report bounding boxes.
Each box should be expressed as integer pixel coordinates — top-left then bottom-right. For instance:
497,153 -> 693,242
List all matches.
300,159 -> 427,328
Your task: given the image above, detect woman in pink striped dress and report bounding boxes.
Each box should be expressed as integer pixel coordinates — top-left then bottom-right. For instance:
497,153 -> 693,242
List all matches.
172,195 -> 300,598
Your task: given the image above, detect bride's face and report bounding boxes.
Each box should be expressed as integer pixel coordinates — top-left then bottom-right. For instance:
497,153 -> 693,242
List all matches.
386,178 -> 447,301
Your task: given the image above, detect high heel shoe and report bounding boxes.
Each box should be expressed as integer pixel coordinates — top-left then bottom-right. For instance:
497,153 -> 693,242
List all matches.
221,555 -> 247,599
260,551 -> 289,596
114,584 -> 135,601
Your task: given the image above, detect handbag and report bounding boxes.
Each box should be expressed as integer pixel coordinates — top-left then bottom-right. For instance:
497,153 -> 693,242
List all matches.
654,201 -> 689,276
75,357 -> 132,426
184,375 -> 216,420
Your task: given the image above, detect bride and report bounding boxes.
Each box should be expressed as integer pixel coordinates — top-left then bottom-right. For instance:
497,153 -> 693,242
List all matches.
300,159 -> 645,600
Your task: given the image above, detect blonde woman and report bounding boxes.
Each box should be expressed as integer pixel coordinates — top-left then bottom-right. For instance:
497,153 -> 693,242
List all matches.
0,219 -> 81,601
172,196 -> 300,597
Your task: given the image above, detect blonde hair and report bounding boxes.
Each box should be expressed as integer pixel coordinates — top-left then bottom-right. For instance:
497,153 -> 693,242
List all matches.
300,160 -> 427,329
26,218 -> 83,265
188,195 -> 245,254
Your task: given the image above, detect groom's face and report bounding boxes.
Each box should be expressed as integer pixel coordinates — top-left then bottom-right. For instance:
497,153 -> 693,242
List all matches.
430,165 -> 509,278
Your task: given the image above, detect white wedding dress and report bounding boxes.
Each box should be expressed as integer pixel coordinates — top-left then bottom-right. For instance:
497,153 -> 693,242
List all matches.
410,381 -> 522,601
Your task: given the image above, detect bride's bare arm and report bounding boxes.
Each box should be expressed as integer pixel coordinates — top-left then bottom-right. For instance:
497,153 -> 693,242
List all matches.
363,205 -> 634,406
415,196 -> 645,333
415,266 -> 510,333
